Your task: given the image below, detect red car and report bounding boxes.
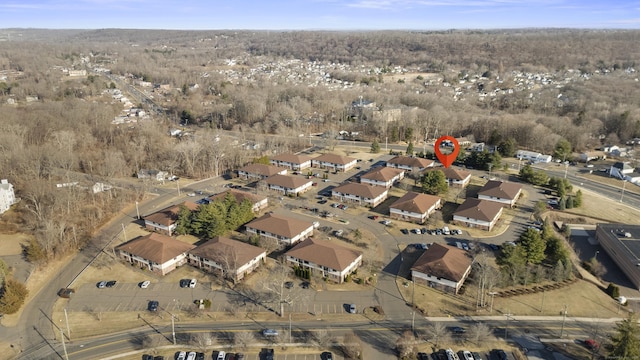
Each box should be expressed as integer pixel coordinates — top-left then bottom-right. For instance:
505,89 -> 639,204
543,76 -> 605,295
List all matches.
369,215 -> 379,220
585,339 -> 600,351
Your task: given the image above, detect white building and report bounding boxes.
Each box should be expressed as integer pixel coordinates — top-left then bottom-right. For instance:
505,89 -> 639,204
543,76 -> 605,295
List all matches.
0,179 -> 17,214
516,150 -> 552,163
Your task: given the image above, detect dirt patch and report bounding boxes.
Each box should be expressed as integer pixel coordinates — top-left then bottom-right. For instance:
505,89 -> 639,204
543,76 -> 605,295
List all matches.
0,233 -> 31,256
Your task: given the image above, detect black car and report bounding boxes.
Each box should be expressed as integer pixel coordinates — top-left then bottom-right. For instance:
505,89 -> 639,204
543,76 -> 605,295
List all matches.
235,354 -> 245,360
147,300 -> 159,312
300,281 -> 310,289
57,288 -> 75,298
417,352 -> 429,360
142,354 -> 154,360
401,228 -> 409,234
264,349 -> 274,360
450,326 -> 466,334
284,281 -> 294,289
105,280 -> 117,288
179,279 -> 190,288
491,349 -> 508,360
321,352 -> 333,360
194,353 -> 205,360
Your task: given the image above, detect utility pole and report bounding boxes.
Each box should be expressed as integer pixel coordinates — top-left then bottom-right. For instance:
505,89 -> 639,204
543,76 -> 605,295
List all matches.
289,313 -> 292,343
121,223 -> 126,242
489,292 -> 497,313
171,314 -> 176,345
411,310 -> 416,333
620,180 -> 627,202
60,328 -> 69,360
176,179 -> 181,196
560,304 -> 568,338
135,201 -> 140,220
64,308 -> 70,340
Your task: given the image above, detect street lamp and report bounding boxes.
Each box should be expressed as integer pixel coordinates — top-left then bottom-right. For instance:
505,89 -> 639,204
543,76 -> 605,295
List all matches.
594,251 -> 599,260
489,292 -> 497,313
135,201 -> 140,220
560,304 -> 568,338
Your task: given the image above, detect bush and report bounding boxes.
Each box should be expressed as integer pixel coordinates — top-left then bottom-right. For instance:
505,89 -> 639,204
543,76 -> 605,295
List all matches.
606,283 -> 620,299
0,278 -> 29,315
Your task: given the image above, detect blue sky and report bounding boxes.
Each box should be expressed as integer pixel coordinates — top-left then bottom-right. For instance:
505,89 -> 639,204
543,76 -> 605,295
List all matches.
1,0 -> 639,30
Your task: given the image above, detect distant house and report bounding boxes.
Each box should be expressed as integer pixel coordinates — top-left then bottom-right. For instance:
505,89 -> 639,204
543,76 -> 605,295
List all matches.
285,238 -> 363,283
264,174 -> 313,196
360,167 -> 405,188
610,162 -> 635,179
245,212 -> 314,246
144,201 -> 199,236
270,153 -> 313,171
312,154 -> 358,172
468,142 -> 486,152
411,243 -> 472,294
331,183 -> 389,208
579,151 -> 606,163
237,163 -> 287,180
208,189 -> 268,213
0,179 -> 17,214
477,180 -> 522,207
137,169 -> 168,181
516,150 -> 552,163
116,233 -> 195,276
188,236 -> 266,282
389,192 -> 442,224
452,198 -> 504,231
386,156 -> 434,172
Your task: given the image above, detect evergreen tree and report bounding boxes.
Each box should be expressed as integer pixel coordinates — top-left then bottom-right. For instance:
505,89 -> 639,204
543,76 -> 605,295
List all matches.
406,141 -> 414,156
609,314 -> 640,359
497,137 -> 517,157
421,170 -> 448,195
559,197 -> 566,210
545,236 -> 569,264
391,126 -> 399,142
174,205 -> 192,235
404,127 -> 414,142
519,228 -> 546,264
574,189 -> 583,207
553,138 -> 572,162
0,278 -> 28,315
370,139 -> 380,153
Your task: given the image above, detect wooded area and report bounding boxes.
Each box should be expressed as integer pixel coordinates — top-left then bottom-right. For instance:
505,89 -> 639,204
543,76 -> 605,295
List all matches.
1,28 -> 639,262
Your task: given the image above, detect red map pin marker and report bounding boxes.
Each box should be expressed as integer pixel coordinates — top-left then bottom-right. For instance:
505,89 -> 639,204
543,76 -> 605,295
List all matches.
434,135 -> 460,168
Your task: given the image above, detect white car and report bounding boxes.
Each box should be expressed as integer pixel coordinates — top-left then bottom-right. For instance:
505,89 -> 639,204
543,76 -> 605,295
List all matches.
176,352 -> 186,360
189,279 -> 197,288
381,220 -> 392,226
463,350 -> 474,360
187,192 -> 196,197
186,352 -> 197,360
216,351 -> 226,360
140,280 -> 150,289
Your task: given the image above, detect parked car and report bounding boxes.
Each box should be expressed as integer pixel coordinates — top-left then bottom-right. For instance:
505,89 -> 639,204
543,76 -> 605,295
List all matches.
401,229 -> 409,235
411,228 -> 421,234
140,280 -> 150,289
180,279 -> 190,288
176,352 -> 186,360
472,352 -> 482,360
235,353 -> 245,360
187,192 -> 196,197
450,326 -> 466,334
417,352 -> 429,360
585,339 -> 600,351
215,351 -> 226,360
264,349 -> 274,360
462,350 -> 474,360
348,304 -> 356,314
153,356 -> 165,360
381,219 -> 391,226
284,281 -> 294,289
147,300 -> 159,312
189,279 -> 197,288
57,288 -> 75,298
300,281 -> 310,289
195,353 -> 205,360
369,215 -> 379,220
142,354 -> 154,360
262,329 -> 279,337
322,352 -> 333,360
224,353 -> 236,360
97,281 -> 107,288
186,352 -> 197,360
105,280 -> 117,288
491,349 -> 508,360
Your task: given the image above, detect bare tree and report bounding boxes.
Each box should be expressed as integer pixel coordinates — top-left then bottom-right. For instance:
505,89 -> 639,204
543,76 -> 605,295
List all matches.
395,330 -> 417,358
261,262 -> 309,317
313,328 -> 335,350
189,332 -> 216,353
468,322 -> 492,345
341,331 -> 362,360
427,322 -> 449,348
233,331 -> 255,350
259,236 -> 281,254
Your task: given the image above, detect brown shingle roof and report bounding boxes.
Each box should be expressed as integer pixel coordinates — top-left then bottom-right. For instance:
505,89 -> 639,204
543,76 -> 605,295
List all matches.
265,174 -> 312,189
425,167 -> 471,181
390,192 -> 441,214
453,198 -> 503,222
332,182 -> 388,198
313,153 -> 357,165
387,156 -> 434,168
116,233 -> 195,264
238,163 -> 286,177
411,243 -> 472,282
478,180 -> 522,200
144,201 -> 199,226
189,236 -> 265,267
208,189 -> 266,206
271,153 -> 312,164
246,213 -> 313,238
286,238 -> 362,271
360,166 -> 404,182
